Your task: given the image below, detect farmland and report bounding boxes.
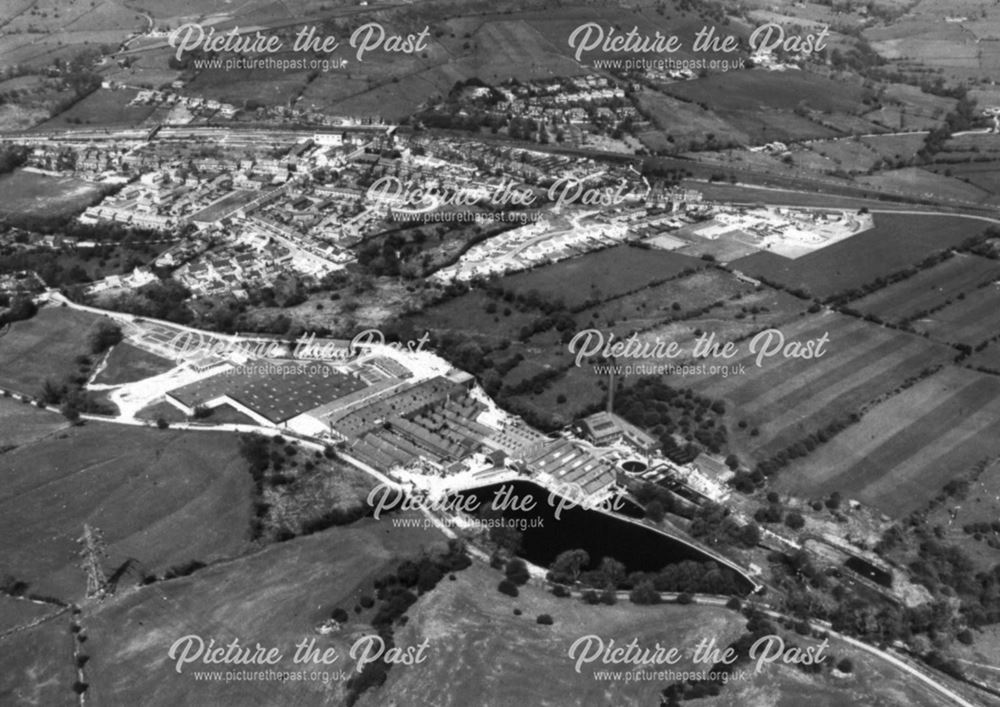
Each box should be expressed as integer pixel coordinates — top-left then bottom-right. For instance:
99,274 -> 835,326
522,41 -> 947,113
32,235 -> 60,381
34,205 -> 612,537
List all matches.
0,170 -> 102,218
922,458 -> 1000,572
0,305 -> 109,397
914,285 -> 1000,347
0,424 -> 254,601
633,89 -> 749,151
731,213 -> 993,300
928,161 -> 1000,197
0,395 -> 68,449
498,245 -> 704,309
505,283 -> 808,427
856,167 -> 992,204
850,252 -> 1000,325
660,70 -> 860,143
362,562 -> 746,706
81,515 -> 444,706
91,342 -> 174,385
0,616 -> 77,707
40,88 -> 157,130
773,366 -> 1000,517
663,70 -> 866,115
689,311 -> 954,460
363,562 -> 946,707
966,341 -> 1000,375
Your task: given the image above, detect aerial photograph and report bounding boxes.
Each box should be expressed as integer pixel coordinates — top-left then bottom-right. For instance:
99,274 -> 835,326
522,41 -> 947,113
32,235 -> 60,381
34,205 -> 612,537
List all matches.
2,0 -> 1000,705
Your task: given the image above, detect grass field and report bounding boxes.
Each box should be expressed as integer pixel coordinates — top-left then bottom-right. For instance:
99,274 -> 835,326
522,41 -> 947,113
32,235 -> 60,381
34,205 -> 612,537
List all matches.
0,395 -> 68,449
689,312 -> 954,461
660,70 -> 858,143
0,305 -> 109,397
861,133 -> 930,163
856,167 -> 992,203
361,562 -> 745,706
634,89 -> 750,150
571,268 -> 756,333
851,252 -> 1000,324
91,342 -> 174,386
663,70 -> 865,115
134,399 -> 188,423
0,170 -> 102,218
362,562 -> 945,707
0,424 -> 254,601
731,213 -> 992,300
81,515 -> 444,706
966,341 -> 1000,374
915,284 -> 1000,347
0,595 -> 61,633
0,615 -> 77,707
928,160 -> 1000,197
924,458 -> 1000,572
774,366 -> 1000,517
506,285 -> 807,427
40,88 -> 157,129
499,246 -> 704,309
806,138 -> 881,173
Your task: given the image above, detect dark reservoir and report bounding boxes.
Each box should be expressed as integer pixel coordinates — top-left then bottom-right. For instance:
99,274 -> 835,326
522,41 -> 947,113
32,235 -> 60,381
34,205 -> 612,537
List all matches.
465,480 -> 754,594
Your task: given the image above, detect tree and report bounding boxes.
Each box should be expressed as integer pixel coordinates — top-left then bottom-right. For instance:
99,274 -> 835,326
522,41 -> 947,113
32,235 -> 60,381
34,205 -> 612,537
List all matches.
89,321 -> 123,354
645,500 -> 665,523
548,549 -> 589,584
61,401 -> 81,424
598,557 -> 626,588
505,558 -> 530,586
629,580 -> 661,605
785,512 -> 805,530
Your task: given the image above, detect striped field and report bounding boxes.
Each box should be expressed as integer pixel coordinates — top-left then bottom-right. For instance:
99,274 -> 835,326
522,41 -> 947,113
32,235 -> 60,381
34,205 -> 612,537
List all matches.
687,312 -> 955,460
773,366 -> 1000,516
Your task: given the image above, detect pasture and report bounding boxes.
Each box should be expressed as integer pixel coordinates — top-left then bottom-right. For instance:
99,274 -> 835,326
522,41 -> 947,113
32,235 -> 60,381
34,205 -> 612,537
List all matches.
0,170 -> 102,218
499,245 -> 704,309
805,138 -> 881,173
507,284 -> 807,426
41,88 -> 156,129
928,161 -> 1000,198
0,395 -> 68,449
0,424 -> 254,601
91,342 -> 174,385
81,515 -> 443,706
663,70 -> 866,115
856,167 -> 992,204
773,366 -> 1000,517
368,562 -> 944,707
634,89 -> 750,149
731,212 -> 992,300
0,305 -> 108,397
0,617 -> 76,707
689,312 -> 954,460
